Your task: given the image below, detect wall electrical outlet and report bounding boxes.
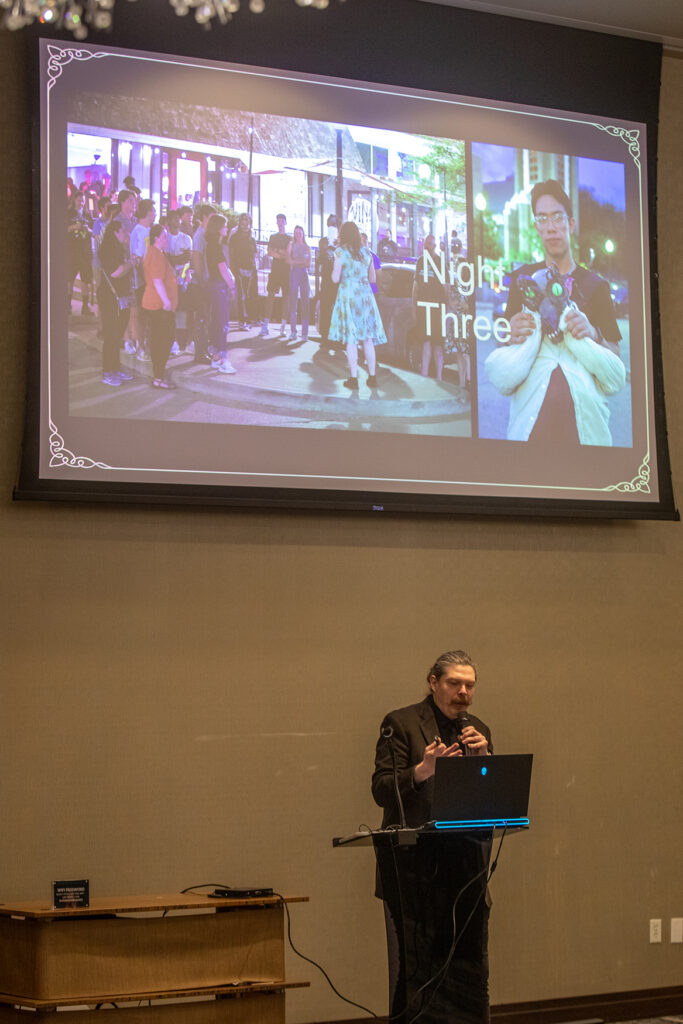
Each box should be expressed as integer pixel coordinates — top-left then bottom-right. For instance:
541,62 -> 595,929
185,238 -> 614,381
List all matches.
671,917 -> 683,943
650,918 -> 662,943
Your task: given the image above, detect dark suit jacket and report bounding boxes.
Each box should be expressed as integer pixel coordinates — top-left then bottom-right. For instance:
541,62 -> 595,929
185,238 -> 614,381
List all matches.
371,698 -> 493,829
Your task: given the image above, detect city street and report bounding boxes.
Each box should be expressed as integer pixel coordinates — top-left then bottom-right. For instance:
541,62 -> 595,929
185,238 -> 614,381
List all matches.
67,316 -> 472,436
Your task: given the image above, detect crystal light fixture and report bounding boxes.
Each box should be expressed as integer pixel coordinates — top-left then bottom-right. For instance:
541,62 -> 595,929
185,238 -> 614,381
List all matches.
0,0 -> 340,38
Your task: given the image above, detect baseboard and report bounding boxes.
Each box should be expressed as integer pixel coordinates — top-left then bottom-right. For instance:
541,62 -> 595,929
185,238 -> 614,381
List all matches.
321,984 -> 683,1024
492,985 -> 683,1024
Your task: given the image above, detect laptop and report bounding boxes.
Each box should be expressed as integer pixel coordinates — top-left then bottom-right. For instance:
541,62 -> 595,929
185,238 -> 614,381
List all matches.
428,753 -> 533,830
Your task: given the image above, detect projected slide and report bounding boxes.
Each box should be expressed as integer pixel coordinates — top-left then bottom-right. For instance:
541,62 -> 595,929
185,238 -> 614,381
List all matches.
36,40 -> 660,510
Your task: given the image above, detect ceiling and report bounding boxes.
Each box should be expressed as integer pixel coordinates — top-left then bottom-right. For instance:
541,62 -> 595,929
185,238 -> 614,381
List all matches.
416,0 -> 683,52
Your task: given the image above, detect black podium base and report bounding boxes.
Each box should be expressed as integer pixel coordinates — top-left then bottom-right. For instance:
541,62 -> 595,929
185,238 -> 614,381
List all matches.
377,831 -> 492,1024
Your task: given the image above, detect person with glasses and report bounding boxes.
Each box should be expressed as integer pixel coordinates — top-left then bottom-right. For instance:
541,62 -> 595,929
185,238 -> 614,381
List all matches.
486,179 -> 625,446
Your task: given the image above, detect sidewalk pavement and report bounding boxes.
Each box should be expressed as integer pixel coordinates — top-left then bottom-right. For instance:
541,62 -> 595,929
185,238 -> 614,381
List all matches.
67,318 -> 472,435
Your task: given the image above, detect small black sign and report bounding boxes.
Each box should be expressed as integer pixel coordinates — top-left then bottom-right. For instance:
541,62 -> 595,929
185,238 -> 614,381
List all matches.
53,879 -> 89,909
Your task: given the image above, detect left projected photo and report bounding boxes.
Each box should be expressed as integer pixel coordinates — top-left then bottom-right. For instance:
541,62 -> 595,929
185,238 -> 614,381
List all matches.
57,47 -> 470,445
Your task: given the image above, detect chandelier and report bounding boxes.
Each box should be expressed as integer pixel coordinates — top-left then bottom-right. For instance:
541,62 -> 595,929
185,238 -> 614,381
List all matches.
0,0 -> 339,38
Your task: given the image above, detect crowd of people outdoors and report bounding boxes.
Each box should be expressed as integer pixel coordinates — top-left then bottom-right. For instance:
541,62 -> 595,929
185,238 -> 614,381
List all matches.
67,180 -> 470,392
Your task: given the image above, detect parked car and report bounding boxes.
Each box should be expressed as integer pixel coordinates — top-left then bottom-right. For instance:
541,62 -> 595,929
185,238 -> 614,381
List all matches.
375,263 -> 471,372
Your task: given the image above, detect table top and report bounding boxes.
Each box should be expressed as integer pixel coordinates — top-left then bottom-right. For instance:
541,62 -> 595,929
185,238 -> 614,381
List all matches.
0,980 -> 310,1010
0,892 -> 308,919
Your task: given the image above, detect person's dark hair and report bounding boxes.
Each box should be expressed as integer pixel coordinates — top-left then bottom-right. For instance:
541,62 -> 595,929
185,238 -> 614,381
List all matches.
149,222 -> 165,246
179,205 -> 193,219
197,203 -> 216,222
426,650 -> 477,685
117,189 -> 134,207
136,198 -> 155,220
530,179 -> 572,218
276,212 -> 286,222
205,213 -> 227,241
339,220 -> 362,260
103,219 -> 127,246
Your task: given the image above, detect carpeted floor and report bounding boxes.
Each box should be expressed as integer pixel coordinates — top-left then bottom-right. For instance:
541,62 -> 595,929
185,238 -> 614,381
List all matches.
613,1017 -> 683,1024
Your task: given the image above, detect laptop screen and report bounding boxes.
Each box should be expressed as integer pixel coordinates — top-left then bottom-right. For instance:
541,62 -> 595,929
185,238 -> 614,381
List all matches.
430,753 -> 533,828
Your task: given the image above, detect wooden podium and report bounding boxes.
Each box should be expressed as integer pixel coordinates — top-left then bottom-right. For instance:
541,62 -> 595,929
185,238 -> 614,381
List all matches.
0,892 -> 309,1022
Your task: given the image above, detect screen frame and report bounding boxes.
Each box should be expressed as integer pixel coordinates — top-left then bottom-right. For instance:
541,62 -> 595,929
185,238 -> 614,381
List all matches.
14,2 -> 678,521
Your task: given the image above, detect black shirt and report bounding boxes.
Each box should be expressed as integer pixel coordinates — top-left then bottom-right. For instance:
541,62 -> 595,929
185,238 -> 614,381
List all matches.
99,232 -> 130,297
206,238 -> 228,281
377,237 -> 399,262
504,261 -> 621,343
268,231 -> 290,260
229,231 -> 257,272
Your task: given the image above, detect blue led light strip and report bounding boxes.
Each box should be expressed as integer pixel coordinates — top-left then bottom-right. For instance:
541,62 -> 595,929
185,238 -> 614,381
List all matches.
433,817 -> 530,830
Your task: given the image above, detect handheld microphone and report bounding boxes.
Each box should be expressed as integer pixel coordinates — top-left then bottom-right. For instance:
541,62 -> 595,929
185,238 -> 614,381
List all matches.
454,710 -> 471,756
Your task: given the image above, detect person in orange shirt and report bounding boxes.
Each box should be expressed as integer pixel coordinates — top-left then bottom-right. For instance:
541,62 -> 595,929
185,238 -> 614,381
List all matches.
142,223 -> 178,389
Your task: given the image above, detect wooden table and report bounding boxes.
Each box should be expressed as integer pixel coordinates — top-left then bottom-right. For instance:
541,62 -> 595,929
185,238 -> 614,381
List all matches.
0,892 -> 309,1022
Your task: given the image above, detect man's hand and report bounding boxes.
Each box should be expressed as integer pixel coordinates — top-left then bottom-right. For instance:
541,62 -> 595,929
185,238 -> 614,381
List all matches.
459,725 -> 489,756
563,307 -> 598,341
509,311 -> 536,345
414,739 -> 462,784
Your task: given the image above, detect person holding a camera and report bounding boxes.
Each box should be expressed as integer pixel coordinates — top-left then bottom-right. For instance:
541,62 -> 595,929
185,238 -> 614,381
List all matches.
487,179 -> 625,446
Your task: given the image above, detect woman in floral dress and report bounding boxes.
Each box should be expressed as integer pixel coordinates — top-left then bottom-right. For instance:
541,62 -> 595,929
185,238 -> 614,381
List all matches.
329,221 -> 387,390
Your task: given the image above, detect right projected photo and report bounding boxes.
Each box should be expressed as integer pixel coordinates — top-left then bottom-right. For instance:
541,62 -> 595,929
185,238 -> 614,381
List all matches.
473,144 -> 631,449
